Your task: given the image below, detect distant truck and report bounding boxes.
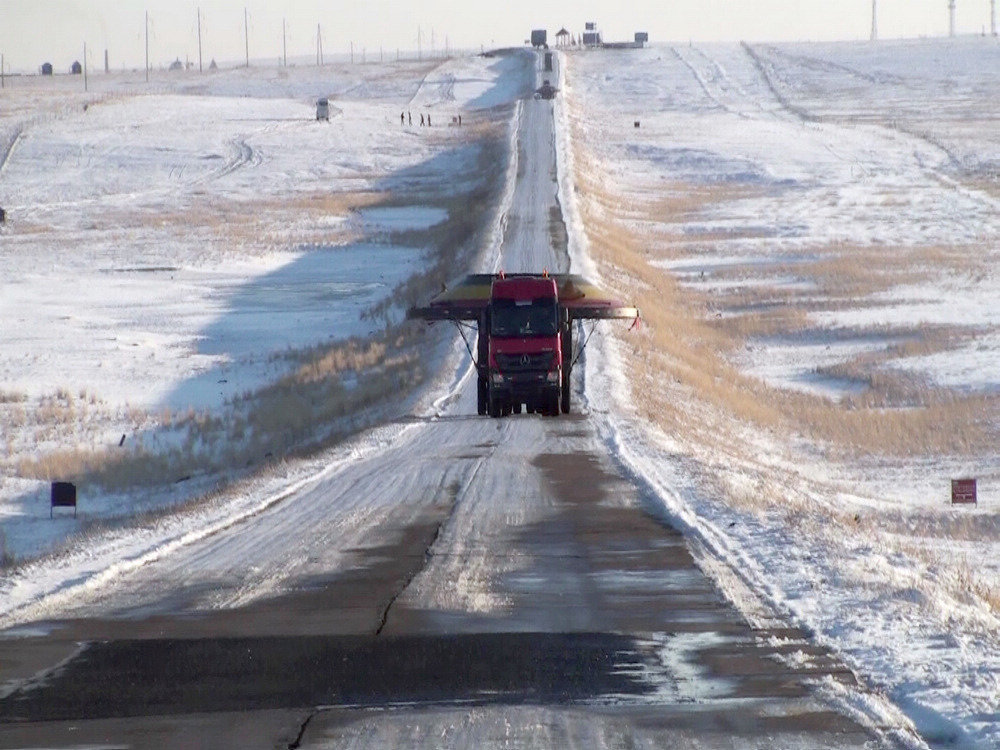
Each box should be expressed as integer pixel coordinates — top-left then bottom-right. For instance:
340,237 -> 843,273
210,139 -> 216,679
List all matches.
536,80 -> 558,100
531,29 -> 547,48
316,98 -> 330,121
408,273 -> 638,417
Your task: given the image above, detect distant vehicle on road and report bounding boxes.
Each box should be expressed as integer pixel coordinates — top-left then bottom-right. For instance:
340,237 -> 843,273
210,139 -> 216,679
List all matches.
409,272 -> 638,417
316,98 -> 330,121
536,80 -> 558,100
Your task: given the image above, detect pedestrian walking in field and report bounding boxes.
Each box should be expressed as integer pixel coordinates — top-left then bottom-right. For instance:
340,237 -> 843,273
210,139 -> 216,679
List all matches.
408,111 -> 412,125
458,114 -> 462,126
400,111 -> 405,125
420,113 -> 425,126
427,114 -> 432,127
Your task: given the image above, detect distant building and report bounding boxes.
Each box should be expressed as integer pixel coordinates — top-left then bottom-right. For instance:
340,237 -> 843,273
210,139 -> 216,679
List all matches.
209,58 -> 218,71
555,28 -> 570,47
582,22 -> 601,47
169,58 -> 183,71
70,61 -> 82,74
530,29 -> 547,48
41,62 -> 53,75
635,32 -> 649,44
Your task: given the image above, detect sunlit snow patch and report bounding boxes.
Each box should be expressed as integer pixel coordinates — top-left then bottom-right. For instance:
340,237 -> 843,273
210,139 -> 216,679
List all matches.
356,206 -> 448,232
607,631 -> 736,705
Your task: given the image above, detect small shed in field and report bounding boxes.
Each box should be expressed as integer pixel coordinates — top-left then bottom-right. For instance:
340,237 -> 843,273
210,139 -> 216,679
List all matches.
41,62 -> 53,75
70,60 -> 82,74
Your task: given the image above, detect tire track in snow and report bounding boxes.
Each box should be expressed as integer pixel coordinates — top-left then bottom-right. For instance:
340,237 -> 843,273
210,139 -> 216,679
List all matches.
0,126 -> 24,176
748,42 -> 1000,215
671,46 -> 753,120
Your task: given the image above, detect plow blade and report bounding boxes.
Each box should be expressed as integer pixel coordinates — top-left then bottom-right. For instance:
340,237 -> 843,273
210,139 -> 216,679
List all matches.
407,273 -> 639,322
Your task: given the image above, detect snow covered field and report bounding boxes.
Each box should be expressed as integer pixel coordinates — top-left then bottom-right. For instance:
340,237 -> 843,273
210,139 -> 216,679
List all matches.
562,37 -> 1000,748
0,53 -> 529,561
4,36 -> 1000,748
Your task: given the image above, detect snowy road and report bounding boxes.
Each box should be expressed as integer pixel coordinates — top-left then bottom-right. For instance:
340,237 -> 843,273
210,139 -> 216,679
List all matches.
0,52 -> 911,749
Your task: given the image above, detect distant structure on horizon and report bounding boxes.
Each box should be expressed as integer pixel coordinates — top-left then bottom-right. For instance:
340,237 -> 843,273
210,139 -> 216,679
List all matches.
40,62 -> 53,75
582,21 -> 601,47
70,61 -> 82,75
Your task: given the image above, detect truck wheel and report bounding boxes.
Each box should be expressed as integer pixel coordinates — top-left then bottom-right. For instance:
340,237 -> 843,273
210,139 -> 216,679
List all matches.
477,377 -> 488,416
512,402 -> 522,415
489,399 -> 503,418
561,380 -> 571,415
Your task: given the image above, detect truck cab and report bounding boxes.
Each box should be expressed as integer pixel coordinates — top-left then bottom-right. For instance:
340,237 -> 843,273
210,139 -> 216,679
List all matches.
408,271 -> 638,419
482,275 -> 563,417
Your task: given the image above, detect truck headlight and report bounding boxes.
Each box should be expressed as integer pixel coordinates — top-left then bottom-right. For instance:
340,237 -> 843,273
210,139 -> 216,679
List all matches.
491,373 -> 506,384
546,369 -> 560,384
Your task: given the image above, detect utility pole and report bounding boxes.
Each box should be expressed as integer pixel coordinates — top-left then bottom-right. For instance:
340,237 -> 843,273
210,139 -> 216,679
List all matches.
871,0 -> 878,41
350,40 -> 354,64
1,53 -> 5,90
244,7 -> 249,67
104,49 -> 109,73
949,0 -> 956,37
197,8 -> 203,73
83,42 -> 88,91
992,0 -> 997,36
418,26 -> 422,60
282,18 -> 287,66
316,24 -> 323,66
145,11 -> 149,83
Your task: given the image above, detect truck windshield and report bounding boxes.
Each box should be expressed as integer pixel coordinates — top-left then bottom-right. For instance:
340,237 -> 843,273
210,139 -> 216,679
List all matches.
491,297 -> 558,337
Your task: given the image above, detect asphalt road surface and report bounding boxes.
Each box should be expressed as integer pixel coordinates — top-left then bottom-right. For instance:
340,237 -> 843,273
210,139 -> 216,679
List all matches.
0,52 -> 903,750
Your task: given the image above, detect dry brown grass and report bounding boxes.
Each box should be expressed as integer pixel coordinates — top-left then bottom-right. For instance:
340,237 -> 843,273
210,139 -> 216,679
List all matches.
569,113 -> 999,457
11,128 -> 511,493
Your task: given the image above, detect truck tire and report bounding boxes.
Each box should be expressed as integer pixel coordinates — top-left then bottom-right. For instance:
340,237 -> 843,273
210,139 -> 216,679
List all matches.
477,376 -> 488,416
489,399 -> 503,418
561,377 -> 571,414
512,402 -> 522,414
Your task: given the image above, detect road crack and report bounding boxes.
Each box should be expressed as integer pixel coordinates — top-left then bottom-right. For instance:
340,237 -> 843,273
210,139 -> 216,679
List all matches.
374,469 -> 474,636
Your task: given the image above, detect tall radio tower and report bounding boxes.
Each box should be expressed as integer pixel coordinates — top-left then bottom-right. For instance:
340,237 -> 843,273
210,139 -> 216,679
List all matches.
992,0 -> 997,36
871,0 -> 878,41
948,0 -> 956,37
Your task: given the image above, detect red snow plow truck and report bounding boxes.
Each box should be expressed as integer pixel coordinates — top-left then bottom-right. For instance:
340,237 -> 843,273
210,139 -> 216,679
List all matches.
407,273 -> 639,417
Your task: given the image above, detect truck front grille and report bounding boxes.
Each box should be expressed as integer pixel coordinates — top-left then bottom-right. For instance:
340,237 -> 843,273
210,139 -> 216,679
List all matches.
495,352 -> 553,372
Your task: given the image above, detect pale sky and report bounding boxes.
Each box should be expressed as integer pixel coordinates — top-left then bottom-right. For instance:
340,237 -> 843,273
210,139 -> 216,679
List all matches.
1,0 -> 996,73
